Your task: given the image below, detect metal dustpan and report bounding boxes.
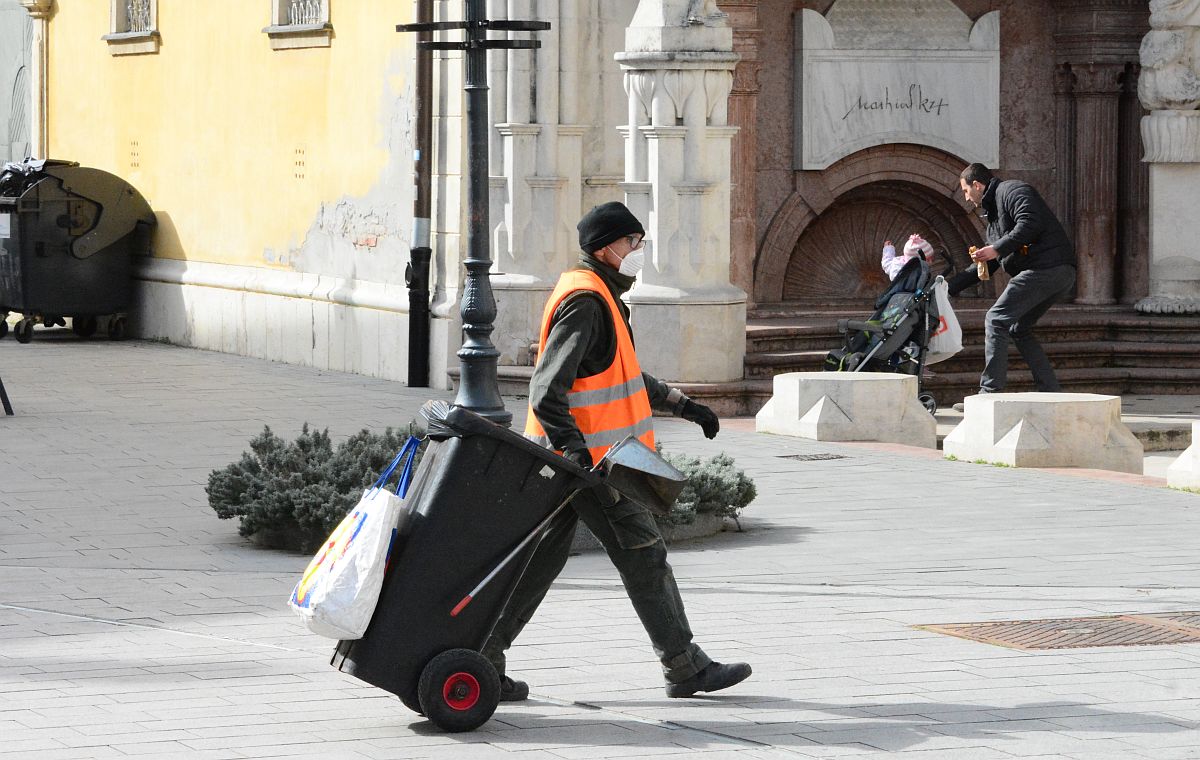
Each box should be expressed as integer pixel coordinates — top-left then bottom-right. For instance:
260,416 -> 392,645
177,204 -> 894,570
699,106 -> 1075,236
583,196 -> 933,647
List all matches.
600,436 -> 687,515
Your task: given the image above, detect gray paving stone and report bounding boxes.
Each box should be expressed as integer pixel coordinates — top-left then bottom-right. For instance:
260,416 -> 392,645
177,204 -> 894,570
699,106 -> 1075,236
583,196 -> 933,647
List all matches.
3,339 -> 1200,758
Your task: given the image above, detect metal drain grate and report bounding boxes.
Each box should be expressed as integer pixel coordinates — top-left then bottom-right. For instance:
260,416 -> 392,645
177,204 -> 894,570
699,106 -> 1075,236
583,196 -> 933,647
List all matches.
777,453 -> 849,461
917,612 -> 1200,650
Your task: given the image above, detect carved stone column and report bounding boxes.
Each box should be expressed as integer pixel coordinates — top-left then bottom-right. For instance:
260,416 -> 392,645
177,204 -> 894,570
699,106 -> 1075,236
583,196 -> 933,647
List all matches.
616,0 -> 746,383
1054,1 -> 1151,306
1053,65 -> 1077,237
18,0 -> 52,159
1136,0 -> 1200,314
1119,62 -> 1150,303
718,1 -> 760,304
489,0 -> 594,365
1072,63 -> 1125,305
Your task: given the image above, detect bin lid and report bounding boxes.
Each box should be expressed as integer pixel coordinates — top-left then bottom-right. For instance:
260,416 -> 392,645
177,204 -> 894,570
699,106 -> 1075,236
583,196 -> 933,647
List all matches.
599,437 -> 687,515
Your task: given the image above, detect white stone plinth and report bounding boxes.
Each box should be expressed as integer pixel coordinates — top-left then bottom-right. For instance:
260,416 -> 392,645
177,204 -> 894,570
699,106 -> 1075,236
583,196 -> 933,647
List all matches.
1136,160 -> 1200,314
943,393 -> 1143,473
755,371 -> 935,447
630,293 -> 746,383
1167,421 -> 1200,490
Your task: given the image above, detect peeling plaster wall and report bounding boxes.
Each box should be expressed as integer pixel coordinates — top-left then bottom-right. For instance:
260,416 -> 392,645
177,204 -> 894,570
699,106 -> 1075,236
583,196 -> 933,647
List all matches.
42,3 -> 454,387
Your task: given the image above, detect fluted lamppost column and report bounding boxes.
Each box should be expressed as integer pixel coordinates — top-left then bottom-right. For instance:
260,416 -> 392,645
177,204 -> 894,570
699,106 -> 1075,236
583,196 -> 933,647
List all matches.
398,1 -> 549,424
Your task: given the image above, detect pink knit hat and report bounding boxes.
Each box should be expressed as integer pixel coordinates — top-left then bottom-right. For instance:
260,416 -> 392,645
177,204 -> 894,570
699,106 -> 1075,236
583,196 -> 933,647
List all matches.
903,234 -> 933,259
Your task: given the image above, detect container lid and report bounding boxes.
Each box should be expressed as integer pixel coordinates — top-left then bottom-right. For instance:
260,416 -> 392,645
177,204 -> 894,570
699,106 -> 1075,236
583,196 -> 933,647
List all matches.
599,436 -> 687,515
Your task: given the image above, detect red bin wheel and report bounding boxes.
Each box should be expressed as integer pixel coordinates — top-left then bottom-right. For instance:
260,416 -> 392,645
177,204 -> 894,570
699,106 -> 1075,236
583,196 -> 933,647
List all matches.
416,649 -> 500,733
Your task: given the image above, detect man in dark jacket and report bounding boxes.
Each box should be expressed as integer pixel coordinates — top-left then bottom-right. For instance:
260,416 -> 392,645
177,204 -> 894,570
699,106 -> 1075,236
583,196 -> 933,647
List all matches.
949,163 -> 1077,394
481,201 -> 752,702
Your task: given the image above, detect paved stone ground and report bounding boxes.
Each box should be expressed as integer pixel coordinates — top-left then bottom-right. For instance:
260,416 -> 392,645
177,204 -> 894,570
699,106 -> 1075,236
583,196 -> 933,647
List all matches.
2,331 -> 1199,760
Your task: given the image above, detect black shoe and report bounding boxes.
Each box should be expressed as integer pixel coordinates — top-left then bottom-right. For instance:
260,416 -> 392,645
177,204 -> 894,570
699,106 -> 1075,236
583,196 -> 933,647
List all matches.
499,675 -> 529,702
666,661 -> 752,698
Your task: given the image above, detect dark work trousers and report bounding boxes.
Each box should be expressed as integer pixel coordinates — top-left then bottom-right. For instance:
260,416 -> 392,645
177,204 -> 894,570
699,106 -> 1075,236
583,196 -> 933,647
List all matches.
481,485 -> 712,684
981,264 -> 1077,393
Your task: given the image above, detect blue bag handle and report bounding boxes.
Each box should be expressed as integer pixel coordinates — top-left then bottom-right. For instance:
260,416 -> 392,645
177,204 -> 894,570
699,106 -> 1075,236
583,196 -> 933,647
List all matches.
371,435 -> 421,497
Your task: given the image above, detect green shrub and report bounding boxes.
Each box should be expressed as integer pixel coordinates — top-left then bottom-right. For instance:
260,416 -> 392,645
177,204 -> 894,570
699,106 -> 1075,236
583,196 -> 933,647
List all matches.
206,423 -> 421,552
658,450 -> 757,528
207,424 -> 756,551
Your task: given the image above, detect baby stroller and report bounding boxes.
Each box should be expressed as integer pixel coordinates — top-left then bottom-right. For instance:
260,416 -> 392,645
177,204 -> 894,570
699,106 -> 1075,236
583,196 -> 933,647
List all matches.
824,256 -> 947,414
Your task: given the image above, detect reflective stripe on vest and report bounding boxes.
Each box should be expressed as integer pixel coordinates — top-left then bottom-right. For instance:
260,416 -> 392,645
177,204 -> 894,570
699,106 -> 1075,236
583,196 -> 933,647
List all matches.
524,269 -> 655,463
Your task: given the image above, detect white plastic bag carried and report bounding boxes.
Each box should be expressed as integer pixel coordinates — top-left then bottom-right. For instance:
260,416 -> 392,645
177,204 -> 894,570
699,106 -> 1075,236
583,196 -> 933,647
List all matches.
288,436 -> 420,640
926,277 -> 963,365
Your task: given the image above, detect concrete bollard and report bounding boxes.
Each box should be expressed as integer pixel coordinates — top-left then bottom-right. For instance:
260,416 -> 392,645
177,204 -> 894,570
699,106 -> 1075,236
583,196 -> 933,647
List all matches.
755,371 -> 936,448
943,392 -> 1143,473
1167,421 -> 1200,490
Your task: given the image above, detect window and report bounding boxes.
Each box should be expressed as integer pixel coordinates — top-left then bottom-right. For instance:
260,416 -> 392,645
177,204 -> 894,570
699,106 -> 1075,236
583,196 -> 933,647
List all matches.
265,0 -> 333,50
103,0 -> 160,56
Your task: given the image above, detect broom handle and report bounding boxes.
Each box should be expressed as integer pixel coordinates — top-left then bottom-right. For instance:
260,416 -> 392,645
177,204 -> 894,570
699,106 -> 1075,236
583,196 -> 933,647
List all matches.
450,489 -> 581,617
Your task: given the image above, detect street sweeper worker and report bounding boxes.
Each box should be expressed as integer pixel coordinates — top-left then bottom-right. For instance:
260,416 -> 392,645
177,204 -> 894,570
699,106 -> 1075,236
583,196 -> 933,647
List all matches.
480,200 -> 752,701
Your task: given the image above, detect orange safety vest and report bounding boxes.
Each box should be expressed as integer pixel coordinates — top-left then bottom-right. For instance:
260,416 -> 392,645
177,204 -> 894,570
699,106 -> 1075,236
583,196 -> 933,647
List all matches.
525,269 -> 655,464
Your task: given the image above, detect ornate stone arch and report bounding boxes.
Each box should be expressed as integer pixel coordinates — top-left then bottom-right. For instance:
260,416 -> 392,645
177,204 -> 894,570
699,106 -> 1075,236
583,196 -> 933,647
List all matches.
754,143 -> 986,303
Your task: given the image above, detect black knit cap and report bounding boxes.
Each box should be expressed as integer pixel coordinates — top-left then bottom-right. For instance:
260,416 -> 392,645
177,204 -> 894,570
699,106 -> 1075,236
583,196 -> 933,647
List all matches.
577,201 -> 645,253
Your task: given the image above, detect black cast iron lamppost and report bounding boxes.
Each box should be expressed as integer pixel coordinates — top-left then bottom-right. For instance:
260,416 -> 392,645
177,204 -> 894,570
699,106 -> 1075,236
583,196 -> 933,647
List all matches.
398,2 -> 549,426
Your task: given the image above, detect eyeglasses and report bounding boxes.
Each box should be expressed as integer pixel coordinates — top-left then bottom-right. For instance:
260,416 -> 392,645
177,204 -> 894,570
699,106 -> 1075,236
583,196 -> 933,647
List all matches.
625,235 -> 645,250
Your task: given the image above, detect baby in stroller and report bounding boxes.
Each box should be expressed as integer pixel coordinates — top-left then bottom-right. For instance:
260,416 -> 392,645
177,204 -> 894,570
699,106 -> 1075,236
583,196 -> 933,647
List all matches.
824,238 -> 953,414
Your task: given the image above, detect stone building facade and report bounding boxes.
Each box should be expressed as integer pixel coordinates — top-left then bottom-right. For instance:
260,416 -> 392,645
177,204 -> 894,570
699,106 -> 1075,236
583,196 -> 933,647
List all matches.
742,0 -> 1151,308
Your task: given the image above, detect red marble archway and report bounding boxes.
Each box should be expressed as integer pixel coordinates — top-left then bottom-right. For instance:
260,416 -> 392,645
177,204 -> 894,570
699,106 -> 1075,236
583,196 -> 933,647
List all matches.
754,144 -> 987,303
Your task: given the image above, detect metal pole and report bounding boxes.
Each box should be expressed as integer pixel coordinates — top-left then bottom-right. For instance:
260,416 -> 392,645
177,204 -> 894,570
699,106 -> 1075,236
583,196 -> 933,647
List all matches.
397,6 -> 547,420
406,0 -> 433,388
453,0 -> 511,425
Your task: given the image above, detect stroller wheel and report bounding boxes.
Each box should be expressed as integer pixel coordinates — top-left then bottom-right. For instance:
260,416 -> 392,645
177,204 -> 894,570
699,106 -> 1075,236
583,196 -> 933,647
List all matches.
417,648 -> 500,733
919,393 -> 937,415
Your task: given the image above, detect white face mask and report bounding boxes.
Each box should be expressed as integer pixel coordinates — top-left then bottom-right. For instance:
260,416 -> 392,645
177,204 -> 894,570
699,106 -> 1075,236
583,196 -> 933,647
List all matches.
618,248 -> 645,277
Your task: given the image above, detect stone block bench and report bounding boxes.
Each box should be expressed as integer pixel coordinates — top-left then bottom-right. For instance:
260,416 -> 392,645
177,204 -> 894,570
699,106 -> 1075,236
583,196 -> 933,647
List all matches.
943,392 -> 1143,474
755,371 -> 936,448
1167,421 -> 1200,490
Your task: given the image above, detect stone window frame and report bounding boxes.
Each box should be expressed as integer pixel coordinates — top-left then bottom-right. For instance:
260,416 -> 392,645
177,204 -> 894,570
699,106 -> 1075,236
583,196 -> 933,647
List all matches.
102,0 -> 160,56
264,0 -> 333,50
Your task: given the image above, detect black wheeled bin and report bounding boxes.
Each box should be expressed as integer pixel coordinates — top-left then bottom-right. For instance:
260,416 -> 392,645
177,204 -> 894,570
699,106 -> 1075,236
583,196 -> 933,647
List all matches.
0,159 -> 155,343
332,401 -> 686,733
332,402 -> 601,732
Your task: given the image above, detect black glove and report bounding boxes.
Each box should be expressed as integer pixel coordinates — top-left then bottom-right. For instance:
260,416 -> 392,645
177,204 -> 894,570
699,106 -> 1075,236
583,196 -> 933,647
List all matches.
563,447 -> 593,470
681,399 -> 720,439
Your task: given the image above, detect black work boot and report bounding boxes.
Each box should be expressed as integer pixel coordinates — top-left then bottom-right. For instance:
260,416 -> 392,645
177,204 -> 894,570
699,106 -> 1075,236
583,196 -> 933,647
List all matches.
666,661 -> 752,698
499,675 -> 529,702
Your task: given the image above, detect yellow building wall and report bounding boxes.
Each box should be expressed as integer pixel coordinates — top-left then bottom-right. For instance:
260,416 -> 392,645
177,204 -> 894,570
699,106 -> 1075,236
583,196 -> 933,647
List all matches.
45,2 -> 414,271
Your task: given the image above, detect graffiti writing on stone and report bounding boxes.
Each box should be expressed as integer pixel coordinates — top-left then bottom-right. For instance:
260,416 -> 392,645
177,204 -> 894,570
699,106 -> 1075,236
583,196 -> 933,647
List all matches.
842,84 -> 949,121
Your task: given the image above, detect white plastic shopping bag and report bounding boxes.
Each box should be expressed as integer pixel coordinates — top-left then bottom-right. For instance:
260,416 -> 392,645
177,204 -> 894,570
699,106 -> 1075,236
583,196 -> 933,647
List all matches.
926,278 -> 962,365
288,437 -> 420,640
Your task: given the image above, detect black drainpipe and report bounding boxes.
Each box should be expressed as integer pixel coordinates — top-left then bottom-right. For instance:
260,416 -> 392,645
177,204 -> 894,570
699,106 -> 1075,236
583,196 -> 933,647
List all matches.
405,0 -> 433,387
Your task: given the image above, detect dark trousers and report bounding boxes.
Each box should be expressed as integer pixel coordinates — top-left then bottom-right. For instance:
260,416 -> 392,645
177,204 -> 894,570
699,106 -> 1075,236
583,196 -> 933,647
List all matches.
981,264 -> 1076,393
481,486 -> 711,684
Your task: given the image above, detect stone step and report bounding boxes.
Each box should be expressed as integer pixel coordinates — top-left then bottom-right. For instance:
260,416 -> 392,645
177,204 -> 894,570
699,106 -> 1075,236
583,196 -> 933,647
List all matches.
746,308 -> 1200,353
744,341 -> 1200,378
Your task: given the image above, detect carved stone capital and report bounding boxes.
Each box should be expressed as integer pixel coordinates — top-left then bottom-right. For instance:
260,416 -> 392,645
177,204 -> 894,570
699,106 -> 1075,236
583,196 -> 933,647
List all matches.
1149,0 -> 1200,29
1135,294 -> 1200,313
1139,28 -> 1200,109
18,0 -> 53,18
1072,62 -> 1126,96
626,0 -> 734,53
1142,110 -> 1200,161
